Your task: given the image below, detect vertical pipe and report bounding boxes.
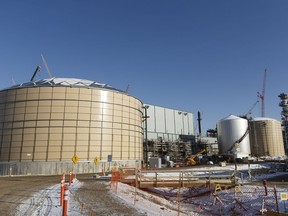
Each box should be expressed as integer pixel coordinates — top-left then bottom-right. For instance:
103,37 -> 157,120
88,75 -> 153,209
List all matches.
197,111 -> 202,136
144,106 -> 148,165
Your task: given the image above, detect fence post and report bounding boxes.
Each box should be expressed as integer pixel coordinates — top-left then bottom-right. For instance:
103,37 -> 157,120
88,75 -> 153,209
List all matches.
62,184 -> 69,216
274,186 -> 279,214
69,171 -> 72,185
178,172 -> 181,216
248,161 -> 251,181
263,180 -> 268,196
134,167 -> 138,205
102,164 -> 105,176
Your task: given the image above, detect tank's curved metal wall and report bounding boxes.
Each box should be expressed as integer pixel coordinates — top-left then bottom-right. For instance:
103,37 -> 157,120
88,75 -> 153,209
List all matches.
0,86 -> 143,162
217,115 -> 251,158
249,118 -> 285,157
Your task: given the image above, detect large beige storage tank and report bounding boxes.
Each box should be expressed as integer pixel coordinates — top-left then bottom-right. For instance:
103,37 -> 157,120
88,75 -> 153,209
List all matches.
0,78 -> 143,174
249,117 -> 285,157
217,115 -> 251,158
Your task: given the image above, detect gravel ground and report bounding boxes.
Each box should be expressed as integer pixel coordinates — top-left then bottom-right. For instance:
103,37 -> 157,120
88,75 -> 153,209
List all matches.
74,176 -> 146,215
0,175 -> 59,216
1,171 -> 288,216
0,174 -> 145,216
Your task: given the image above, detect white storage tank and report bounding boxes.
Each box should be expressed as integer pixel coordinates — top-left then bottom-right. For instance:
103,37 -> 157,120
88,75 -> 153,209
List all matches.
217,115 -> 251,158
249,118 -> 285,157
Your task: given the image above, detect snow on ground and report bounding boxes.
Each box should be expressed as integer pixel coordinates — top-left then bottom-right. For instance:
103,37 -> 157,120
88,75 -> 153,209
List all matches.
15,179 -> 83,216
112,182 -> 198,216
15,163 -> 288,215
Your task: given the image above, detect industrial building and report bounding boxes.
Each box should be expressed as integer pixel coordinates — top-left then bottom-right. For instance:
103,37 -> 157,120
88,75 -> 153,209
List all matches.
143,104 -> 195,163
0,78 -> 143,175
144,104 -> 194,141
279,93 -> 288,152
0,76 -> 286,175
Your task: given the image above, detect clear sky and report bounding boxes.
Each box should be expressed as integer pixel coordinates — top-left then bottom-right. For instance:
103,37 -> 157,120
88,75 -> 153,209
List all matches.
1,1 -> 288,134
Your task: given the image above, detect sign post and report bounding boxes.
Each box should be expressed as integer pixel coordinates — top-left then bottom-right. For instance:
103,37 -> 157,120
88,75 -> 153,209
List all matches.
72,154 -> 79,164
94,156 -> 99,175
108,155 -> 112,171
280,192 -> 288,212
94,156 -> 99,165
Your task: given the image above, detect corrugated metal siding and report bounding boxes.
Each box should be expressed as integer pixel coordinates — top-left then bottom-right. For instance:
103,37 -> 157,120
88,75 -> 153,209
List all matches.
144,104 -> 194,141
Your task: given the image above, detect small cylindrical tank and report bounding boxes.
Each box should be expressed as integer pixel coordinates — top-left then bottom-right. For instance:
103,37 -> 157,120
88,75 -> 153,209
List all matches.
217,115 -> 251,158
249,117 -> 285,157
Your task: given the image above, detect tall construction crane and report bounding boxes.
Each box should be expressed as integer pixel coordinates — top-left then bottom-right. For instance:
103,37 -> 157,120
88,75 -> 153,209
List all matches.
240,100 -> 259,119
257,69 -> 267,117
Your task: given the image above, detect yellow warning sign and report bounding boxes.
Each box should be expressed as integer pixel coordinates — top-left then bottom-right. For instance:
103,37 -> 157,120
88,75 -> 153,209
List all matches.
94,156 -> 99,165
214,184 -> 222,193
72,154 -> 79,164
281,193 -> 288,201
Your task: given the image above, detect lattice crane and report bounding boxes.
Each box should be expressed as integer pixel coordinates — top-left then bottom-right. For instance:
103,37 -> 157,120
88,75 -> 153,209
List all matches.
257,69 -> 267,117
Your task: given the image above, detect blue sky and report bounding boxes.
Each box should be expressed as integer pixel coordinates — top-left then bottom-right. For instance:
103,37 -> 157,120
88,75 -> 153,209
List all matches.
1,1 -> 288,133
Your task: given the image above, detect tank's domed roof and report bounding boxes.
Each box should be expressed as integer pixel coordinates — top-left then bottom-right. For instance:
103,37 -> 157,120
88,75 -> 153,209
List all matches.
2,77 -> 125,92
251,117 -> 279,122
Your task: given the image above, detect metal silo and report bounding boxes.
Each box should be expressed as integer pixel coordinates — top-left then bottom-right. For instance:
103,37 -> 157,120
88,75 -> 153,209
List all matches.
217,115 -> 251,158
249,118 -> 285,157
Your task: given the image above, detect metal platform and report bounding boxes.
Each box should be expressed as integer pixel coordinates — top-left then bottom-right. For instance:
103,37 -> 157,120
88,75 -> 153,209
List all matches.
118,168 -> 238,188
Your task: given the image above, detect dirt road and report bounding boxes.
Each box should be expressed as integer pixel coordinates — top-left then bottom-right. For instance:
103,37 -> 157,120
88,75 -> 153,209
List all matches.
75,175 -> 146,215
0,174 -> 145,216
0,175 -> 58,216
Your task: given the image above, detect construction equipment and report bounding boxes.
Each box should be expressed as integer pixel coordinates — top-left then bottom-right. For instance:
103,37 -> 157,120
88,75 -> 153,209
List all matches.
241,100 -> 259,119
125,84 -> 130,93
257,69 -> 267,117
30,66 -> 41,81
41,54 -> 53,78
186,149 -> 206,166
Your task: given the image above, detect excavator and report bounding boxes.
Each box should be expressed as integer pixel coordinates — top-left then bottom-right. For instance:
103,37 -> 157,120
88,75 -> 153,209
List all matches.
186,149 -> 206,166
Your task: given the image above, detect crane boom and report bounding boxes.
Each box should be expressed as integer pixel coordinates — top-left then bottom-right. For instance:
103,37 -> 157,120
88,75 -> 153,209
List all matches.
41,54 -> 53,78
186,149 -> 206,166
257,69 -> 267,117
30,66 -> 41,81
241,100 -> 259,118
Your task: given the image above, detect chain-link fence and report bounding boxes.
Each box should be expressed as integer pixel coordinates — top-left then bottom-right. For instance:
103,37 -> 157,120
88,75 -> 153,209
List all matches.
163,183 -> 288,215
